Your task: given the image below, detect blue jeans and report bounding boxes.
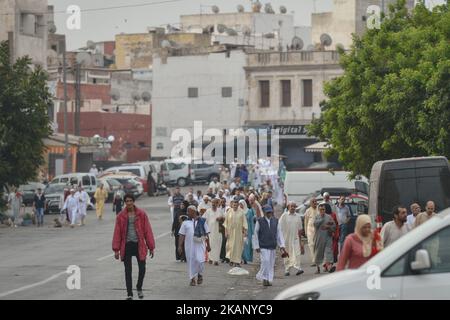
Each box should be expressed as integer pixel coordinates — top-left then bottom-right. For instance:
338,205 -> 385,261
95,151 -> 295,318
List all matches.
36,208 -> 44,225
339,223 -> 348,252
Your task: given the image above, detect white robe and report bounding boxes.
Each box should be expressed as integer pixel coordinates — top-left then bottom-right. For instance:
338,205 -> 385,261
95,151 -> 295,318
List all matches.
63,195 -> 79,225
179,219 -> 210,280
253,218 -> 285,282
279,212 -> 303,272
75,191 -> 89,217
203,208 -> 224,262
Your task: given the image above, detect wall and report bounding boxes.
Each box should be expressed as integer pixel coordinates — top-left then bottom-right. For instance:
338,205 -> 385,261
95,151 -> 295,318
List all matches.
115,33 -> 154,69
151,49 -> 247,158
56,112 -> 151,162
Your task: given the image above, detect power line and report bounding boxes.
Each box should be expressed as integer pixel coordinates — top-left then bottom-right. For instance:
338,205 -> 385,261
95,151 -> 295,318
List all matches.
0,0 -> 185,16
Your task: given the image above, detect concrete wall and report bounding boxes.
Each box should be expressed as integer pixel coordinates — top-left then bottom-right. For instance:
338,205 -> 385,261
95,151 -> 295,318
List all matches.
115,33 -> 154,69
151,50 -> 247,158
110,70 -> 152,114
0,0 -> 48,67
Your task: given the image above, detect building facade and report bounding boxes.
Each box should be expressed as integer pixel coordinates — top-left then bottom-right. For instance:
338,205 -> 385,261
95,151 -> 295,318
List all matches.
243,50 -> 344,169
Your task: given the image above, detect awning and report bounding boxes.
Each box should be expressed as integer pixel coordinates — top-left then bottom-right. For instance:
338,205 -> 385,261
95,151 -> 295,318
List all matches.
304,141 -> 331,153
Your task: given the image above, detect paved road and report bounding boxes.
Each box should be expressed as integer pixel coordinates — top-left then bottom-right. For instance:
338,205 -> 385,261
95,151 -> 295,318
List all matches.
0,187 -> 322,300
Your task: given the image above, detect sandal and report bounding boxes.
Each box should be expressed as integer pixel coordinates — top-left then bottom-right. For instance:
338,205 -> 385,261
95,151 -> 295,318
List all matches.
190,279 -> 196,286
197,275 -> 203,285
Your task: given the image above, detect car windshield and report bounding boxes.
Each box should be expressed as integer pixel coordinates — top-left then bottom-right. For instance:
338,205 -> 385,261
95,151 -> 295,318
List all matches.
106,179 -> 122,187
45,185 -> 66,194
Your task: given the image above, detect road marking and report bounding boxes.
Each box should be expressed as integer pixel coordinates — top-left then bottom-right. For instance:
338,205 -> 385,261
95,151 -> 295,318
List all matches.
96,231 -> 172,261
0,271 -> 67,298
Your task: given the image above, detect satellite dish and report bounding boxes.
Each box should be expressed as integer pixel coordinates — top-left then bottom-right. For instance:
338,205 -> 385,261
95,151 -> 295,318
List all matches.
320,33 -> 333,47
110,89 -> 120,101
48,23 -> 57,34
141,91 -> 151,102
107,135 -> 115,142
86,40 -> 96,50
280,6 -> 287,14
161,40 -> 171,48
226,28 -> 238,36
237,5 -> 244,13
264,3 -> 275,14
76,52 -> 92,65
242,26 -> 252,36
252,1 -> 262,12
93,134 -> 100,139
264,33 -> 275,39
212,5 -> 220,14
203,24 -> 214,34
291,37 -> 304,50
217,24 -> 226,33
132,92 -> 141,101
306,44 -> 315,51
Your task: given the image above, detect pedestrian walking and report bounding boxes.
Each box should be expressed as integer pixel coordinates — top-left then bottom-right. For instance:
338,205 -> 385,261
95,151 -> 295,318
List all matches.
178,206 -> 211,286
313,203 -> 336,274
7,188 -> 23,228
381,205 -> 409,247
75,186 -> 89,226
209,177 -> 222,194
63,189 -> 78,228
414,201 -> 437,227
253,205 -> 287,286
172,200 -> 189,262
112,194 -> 155,300
224,198 -> 248,267
337,214 -> 383,270
94,183 -> 108,220
279,201 -> 305,276
304,198 -> 318,266
33,187 -> 46,227
113,190 -> 125,215
407,203 -> 421,229
336,195 -> 351,252
242,197 -> 256,264
203,199 -> 224,266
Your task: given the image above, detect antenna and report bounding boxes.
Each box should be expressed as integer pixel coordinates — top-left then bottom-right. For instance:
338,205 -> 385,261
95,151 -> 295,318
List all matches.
110,89 -> 120,101
141,91 -> 151,102
212,5 -> 220,14
291,37 -> 304,50
252,0 -> 262,13
86,40 -> 96,50
132,92 -> 141,102
48,23 -> 57,34
320,33 -> 333,47
237,4 -> 245,13
280,6 -> 287,14
264,3 -> 275,14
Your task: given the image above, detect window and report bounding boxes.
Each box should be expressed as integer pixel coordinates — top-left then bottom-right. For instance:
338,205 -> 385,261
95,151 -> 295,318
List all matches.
167,163 -> 185,170
188,87 -> 198,98
60,177 -> 69,183
91,176 -> 96,185
82,176 -> 90,186
281,80 -> 291,107
302,79 -> 313,107
156,142 -> 164,150
259,80 -> 270,107
20,13 -> 44,37
70,177 -> 78,186
222,87 -> 232,98
383,256 -> 407,277
415,226 -> 450,274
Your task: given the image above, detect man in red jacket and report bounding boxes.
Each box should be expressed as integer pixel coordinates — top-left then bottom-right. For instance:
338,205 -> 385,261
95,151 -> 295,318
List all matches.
112,194 -> 155,300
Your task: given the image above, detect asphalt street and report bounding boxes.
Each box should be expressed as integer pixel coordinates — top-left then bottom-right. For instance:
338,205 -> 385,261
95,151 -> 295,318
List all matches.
0,186 -> 322,300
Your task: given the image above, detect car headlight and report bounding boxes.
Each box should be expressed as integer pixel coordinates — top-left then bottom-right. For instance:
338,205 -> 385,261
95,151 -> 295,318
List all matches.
287,292 -> 320,300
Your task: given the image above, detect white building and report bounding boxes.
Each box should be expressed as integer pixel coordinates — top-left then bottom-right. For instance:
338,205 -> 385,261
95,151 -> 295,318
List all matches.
0,0 -> 49,68
243,50 -> 344,169
179,10 -> 311,51
311,0 -> 415,49
151,45 -> 248,158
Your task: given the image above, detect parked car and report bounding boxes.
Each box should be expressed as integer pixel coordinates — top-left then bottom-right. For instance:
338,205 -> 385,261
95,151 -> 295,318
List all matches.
104,165 -> 149,193
191,163 -> 221,184
160,158 -> 195,187
276,208 -> 450,300
100,173 -> 144,196
43,184 -> 66,215
18,182 -> 46,206
109,177 -> 143,198
50,173 -> 98,196
99,178 -> 122,202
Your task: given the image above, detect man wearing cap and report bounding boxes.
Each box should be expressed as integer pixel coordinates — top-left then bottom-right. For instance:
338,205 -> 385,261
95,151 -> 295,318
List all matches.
75,186 -> 90,226
279,202 -> 304,276
253,205 -> 287,286
224,198 -> 248,267
178,206 -> 211,286
63,189 -> 79,228
198,195 -> 212,216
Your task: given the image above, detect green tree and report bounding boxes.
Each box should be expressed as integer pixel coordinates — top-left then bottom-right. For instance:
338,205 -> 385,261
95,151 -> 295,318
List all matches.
0,41 -> 51,199
308,1 -> 450,177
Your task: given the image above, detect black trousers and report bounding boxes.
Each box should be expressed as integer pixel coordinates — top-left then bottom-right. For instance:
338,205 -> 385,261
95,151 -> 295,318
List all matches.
124,242 -> 146,296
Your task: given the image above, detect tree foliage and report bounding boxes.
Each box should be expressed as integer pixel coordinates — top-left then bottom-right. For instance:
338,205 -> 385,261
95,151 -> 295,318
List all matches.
308,1 -> 450,177
0,41 -> 51,193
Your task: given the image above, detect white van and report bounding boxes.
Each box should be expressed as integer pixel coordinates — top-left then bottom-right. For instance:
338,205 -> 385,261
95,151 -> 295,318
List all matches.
160,158 -> 195,187
284,171 -> 368,204
50,173 -> 98,196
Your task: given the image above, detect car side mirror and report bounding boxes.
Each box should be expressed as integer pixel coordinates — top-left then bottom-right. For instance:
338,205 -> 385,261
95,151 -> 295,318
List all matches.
410,249 -> 431,271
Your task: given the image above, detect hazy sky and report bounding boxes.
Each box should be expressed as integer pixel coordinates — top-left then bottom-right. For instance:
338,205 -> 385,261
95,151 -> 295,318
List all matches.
48,0 -> 446,50
48,0 -> 334,50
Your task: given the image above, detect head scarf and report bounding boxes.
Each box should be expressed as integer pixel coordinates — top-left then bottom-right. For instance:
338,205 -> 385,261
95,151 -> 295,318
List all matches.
239,199 -> 247,210
355,215 -> 374,258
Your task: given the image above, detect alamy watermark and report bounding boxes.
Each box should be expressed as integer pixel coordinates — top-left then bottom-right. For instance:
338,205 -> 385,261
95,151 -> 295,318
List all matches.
66,5 -> 81,30
66,265 -> 81,290
169,121 -> 280,167
366,265 -> 382,290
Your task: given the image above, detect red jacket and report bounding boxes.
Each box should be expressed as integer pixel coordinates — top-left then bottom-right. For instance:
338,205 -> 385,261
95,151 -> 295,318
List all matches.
112,207 -> 155,261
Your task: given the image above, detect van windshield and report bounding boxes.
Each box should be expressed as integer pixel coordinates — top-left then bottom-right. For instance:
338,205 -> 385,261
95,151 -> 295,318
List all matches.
381,166 -> 450,216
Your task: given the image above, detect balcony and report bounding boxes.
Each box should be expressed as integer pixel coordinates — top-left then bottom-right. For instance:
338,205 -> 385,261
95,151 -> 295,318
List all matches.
246,50 -> 343,67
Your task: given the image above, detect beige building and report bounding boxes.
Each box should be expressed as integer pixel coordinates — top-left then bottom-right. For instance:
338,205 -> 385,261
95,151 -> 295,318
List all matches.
243,50 -> 344,169
0,0 -> 49,68
311,0 -> 415,49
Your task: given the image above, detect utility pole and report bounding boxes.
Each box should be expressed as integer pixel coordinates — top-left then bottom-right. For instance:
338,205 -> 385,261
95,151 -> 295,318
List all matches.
7,32 -> 14,65
62,45 -> 70,173
74,62 -> 81,136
